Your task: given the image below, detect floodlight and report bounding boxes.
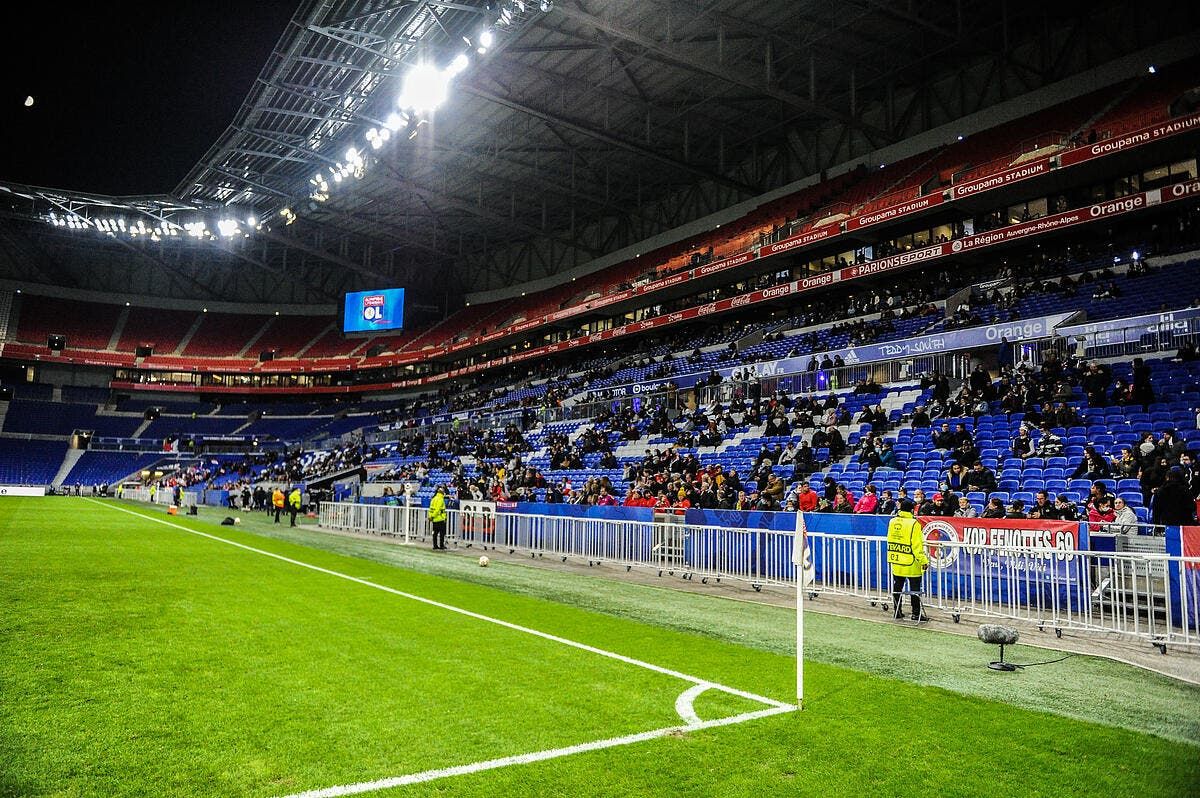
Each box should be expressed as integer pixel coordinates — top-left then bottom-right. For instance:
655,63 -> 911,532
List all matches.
385,112 -> 408,131
399,62 -> 450,113
448,53 -> 470,77
480,29 -> 495,48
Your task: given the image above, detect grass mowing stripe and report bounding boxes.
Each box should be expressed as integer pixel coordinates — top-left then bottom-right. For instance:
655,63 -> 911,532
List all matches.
85,499 -> 792,713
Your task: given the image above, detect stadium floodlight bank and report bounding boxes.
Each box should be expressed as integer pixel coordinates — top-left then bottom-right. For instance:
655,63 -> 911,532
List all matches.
316,502 -> 1200,656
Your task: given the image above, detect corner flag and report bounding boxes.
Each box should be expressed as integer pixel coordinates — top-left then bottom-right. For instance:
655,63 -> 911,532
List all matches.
793,510 -> 815,708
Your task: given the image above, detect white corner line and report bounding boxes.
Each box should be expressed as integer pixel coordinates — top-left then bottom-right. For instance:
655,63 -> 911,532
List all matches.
87,500 -> 791,714
277,704 -> 797,798
674,682 -> 712,726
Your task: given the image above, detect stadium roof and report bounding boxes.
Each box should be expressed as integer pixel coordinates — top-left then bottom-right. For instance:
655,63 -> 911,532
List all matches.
1,0 -> 1198,303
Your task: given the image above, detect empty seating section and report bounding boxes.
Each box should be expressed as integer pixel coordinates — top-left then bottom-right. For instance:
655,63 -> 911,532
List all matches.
140,416 -> 246,439
117,307 -> 197,353
216,401 -> 326,416
88,415 -> 146,437
115,398 -> 214,414
400,304 -> 510,352
64,452 -> 164,486
951,87 -> 1124,183
298,330 -> 356,357
1092,69 -> 1199,140
239,418 -> 330,440
60,385 -> 111,404
15,295 -> 121,349
183,313 -> 270,356
253,316 -> 332,358
10,383 -> 54,400
2,400 -> 97,435
970,258 -> 1198,325
0,439 -> 66,485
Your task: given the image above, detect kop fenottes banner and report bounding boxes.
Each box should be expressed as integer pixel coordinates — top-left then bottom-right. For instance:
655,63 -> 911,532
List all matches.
917,515 -> 1085,582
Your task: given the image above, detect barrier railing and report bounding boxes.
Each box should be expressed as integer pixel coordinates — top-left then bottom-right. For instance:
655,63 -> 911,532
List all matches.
124,486 -> 199,507
315,503 -> 1199,651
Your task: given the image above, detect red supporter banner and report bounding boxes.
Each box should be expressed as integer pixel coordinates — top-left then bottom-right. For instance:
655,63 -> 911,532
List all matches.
1058,111 -> 1200,167
844,192 -> 945,231
948,157 -> 1053,200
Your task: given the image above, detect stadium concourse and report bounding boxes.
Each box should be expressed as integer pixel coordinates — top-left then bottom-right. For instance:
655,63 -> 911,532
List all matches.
2,1 -> 1200,795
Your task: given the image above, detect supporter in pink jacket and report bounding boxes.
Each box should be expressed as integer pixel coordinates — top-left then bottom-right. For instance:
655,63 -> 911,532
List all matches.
854,485 -> 879,514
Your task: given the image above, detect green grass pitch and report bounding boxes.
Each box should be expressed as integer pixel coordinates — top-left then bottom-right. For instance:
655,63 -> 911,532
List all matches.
1,496 -> 1198,797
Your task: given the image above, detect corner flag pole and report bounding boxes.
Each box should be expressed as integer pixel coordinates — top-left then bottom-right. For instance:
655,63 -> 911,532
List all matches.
793,509 -> 812,710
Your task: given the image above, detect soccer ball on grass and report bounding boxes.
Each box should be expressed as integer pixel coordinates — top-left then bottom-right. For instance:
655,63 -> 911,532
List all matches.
478,555 -> 490,567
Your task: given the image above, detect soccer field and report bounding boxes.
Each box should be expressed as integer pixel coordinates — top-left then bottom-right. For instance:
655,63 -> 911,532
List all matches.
2,498 -> 1198,797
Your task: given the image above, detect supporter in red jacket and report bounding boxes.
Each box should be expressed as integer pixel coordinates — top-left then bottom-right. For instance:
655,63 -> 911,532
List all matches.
796,484 -> 819,512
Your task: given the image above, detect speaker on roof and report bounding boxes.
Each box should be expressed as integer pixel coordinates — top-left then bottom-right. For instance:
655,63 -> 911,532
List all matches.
135,345 -> 153,357
259,350 -> 275,362
47,335 -> 66,351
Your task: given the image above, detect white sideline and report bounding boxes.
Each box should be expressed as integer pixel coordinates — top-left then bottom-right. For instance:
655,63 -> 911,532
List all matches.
281,705 -> 794,798
87,500 -> 798,793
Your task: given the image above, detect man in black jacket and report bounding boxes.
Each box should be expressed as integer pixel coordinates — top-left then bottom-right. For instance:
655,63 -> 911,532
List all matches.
964,461 -> 998,494
1152,469 -> 1196,526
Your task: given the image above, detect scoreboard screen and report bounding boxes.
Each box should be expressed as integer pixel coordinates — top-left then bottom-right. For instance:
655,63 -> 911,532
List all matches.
343,288 -> 405,334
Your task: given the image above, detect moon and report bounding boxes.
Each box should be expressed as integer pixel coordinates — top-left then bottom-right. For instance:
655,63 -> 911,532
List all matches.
24,96 -> 34,107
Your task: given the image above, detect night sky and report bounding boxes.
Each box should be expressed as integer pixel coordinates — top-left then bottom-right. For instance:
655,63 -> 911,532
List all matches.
1,3 -> 295,197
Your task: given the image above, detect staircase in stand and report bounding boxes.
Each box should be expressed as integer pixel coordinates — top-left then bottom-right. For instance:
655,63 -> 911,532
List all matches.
52,449 -> 85,487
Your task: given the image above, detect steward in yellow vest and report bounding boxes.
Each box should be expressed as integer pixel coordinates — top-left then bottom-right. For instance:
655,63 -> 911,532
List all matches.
886,501 -> 929,621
